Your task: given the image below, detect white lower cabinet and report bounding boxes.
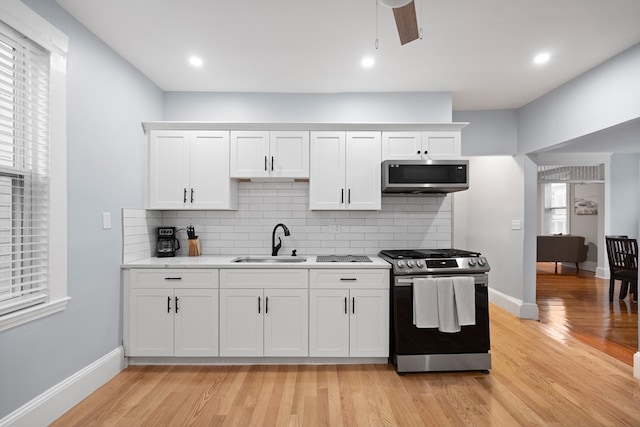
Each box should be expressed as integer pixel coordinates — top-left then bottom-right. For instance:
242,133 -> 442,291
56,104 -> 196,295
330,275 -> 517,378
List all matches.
309,269 -> 389,357
125,267 -> 389,361
125,269 -> 219,357
219,269 -> 309,357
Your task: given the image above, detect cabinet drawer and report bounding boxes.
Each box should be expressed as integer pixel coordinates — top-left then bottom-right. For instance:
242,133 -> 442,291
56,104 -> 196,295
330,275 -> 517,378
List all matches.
220,269 -> 308,289
310,269 -> 388,289
129,269 -> 219,289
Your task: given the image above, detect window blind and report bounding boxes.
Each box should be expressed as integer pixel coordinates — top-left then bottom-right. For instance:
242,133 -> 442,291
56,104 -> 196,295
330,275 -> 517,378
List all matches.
0,21 -> 50,316
537,165 -> 604,183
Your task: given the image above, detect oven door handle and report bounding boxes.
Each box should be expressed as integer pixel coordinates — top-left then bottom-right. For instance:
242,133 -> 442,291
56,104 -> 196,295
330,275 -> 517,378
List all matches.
396,277 -> 487,287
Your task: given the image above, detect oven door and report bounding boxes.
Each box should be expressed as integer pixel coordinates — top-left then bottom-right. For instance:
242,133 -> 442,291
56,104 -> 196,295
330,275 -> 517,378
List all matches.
391,274 -> 490,355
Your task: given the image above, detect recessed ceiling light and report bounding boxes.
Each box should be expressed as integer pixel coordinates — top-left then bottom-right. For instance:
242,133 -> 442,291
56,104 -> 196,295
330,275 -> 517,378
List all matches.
533,52 -> 551,65
189,56 -> 203,67
361,57 -> 375,68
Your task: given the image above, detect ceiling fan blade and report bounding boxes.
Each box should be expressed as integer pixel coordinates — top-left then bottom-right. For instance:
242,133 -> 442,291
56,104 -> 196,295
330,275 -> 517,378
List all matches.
392,1 -> 419,45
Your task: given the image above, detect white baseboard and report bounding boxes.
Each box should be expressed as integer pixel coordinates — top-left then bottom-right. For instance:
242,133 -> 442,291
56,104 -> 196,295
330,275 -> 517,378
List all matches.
0,346 -> 127,427
488,288 -> 539,320
634,352 -> 640,380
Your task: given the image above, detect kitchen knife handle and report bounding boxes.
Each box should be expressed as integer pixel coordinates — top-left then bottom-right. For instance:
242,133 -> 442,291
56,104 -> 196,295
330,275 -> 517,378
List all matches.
175,296 -> 179,313
258,296 -> 261,314
183,188 -> 187,203
190,188 -> 194,203
167,296 -> 171,313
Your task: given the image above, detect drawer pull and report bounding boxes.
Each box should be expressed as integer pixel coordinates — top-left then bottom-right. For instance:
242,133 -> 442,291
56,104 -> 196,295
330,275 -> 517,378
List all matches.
175,296 -> 179,313
344,297 -> 347,314
167,296 -> 171,313
258,296 -> 261,314
164,277 -> 182,280
352,297 -> 355,314
340,278 -> 357,281
266,296 -> 269,314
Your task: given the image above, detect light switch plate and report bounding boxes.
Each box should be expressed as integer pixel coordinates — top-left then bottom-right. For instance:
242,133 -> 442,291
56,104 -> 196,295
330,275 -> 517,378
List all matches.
511,219 -> 521,230
103,212 -> 111,230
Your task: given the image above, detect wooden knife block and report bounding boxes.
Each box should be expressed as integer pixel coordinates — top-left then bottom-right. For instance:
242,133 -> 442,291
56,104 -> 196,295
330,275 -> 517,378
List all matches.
188,238 -> 201,256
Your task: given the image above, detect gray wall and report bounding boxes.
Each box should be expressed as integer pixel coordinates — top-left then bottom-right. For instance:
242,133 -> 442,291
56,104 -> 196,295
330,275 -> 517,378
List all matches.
0,0 -> 162,417
163,91 -> 453,123
610,153 -> 640,239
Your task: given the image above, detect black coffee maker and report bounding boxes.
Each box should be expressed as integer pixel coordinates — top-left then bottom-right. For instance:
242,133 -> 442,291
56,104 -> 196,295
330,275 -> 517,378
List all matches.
157,227 -> 180,257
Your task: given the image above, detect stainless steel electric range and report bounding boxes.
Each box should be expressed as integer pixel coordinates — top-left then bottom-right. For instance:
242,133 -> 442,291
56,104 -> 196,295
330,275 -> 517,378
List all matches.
379,249 -> 491,374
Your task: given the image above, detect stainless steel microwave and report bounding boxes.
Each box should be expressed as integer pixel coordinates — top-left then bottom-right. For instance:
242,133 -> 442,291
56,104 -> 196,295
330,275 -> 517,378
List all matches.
382,159 -> 469,194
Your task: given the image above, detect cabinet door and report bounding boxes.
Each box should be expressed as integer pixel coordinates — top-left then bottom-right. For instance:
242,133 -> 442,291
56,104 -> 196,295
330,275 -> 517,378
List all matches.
174,289 -> 219,357
345,132 -> 381,210
264,289 -> 309,357
128,289 -> 174,356
270,131 -> 309,178
382,131 -> 422,160
350,289 -> 389,357
309,131 -> 346,210
309,289 -> 349,357
190,131 -> 236,210
230,131 -> 270,178
147,130 -> 189,209
219,288 -> 263,356
422,131 -> 461,159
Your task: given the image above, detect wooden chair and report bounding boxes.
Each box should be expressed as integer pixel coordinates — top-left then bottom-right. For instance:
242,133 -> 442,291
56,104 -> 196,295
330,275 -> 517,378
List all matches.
605,236 -> 638,302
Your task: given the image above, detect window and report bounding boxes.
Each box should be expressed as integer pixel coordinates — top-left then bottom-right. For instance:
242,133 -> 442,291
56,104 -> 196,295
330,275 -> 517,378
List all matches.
543,183 -> 568,234
0,1 -> 68,331
0,22 -> 50,316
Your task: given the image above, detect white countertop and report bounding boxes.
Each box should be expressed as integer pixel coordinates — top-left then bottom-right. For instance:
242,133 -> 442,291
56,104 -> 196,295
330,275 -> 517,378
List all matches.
122,255 -> 391,269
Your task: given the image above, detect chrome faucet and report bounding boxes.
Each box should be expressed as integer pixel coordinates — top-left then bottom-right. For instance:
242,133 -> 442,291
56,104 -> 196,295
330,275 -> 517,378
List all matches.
271,223 -> 290,256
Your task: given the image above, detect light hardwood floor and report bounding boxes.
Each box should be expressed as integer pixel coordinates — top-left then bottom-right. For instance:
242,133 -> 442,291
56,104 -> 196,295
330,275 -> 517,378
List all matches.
536,262 -> 638,365
52,268 -> 640,426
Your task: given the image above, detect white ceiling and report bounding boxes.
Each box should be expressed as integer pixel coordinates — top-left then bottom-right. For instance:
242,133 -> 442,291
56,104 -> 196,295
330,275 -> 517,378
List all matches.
55,0 -> 640,112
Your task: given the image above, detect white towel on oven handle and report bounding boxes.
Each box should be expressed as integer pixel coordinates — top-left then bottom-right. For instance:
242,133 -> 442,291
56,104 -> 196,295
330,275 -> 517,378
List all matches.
412,277 -> 439,328
436,278 -> 460,333
453,276 -> 476,326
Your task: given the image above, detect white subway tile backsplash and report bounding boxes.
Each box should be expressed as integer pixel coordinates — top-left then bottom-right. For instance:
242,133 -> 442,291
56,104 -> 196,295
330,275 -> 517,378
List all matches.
121,182 -> 453,259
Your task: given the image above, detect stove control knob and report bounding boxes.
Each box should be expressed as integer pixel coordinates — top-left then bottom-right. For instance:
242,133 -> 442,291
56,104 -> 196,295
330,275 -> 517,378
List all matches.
478,258 -> 486,267
397,260 -> 405,268
416,260 -> 424,268
468,258 -> 476,267
406,260 -> 415,268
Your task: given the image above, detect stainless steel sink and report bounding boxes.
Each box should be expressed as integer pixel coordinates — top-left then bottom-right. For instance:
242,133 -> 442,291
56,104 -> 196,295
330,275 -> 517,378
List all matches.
231,256 -> 307,263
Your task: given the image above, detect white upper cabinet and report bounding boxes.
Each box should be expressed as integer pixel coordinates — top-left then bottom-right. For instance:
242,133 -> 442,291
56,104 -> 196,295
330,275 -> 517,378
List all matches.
230,130 -> 309,179
382,130 -> 461,160
147,130 -> 237,210
310,131 -> 381,210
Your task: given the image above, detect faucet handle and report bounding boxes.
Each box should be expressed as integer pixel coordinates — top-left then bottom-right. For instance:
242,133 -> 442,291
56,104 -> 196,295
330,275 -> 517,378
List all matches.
291,249 -> 297,257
